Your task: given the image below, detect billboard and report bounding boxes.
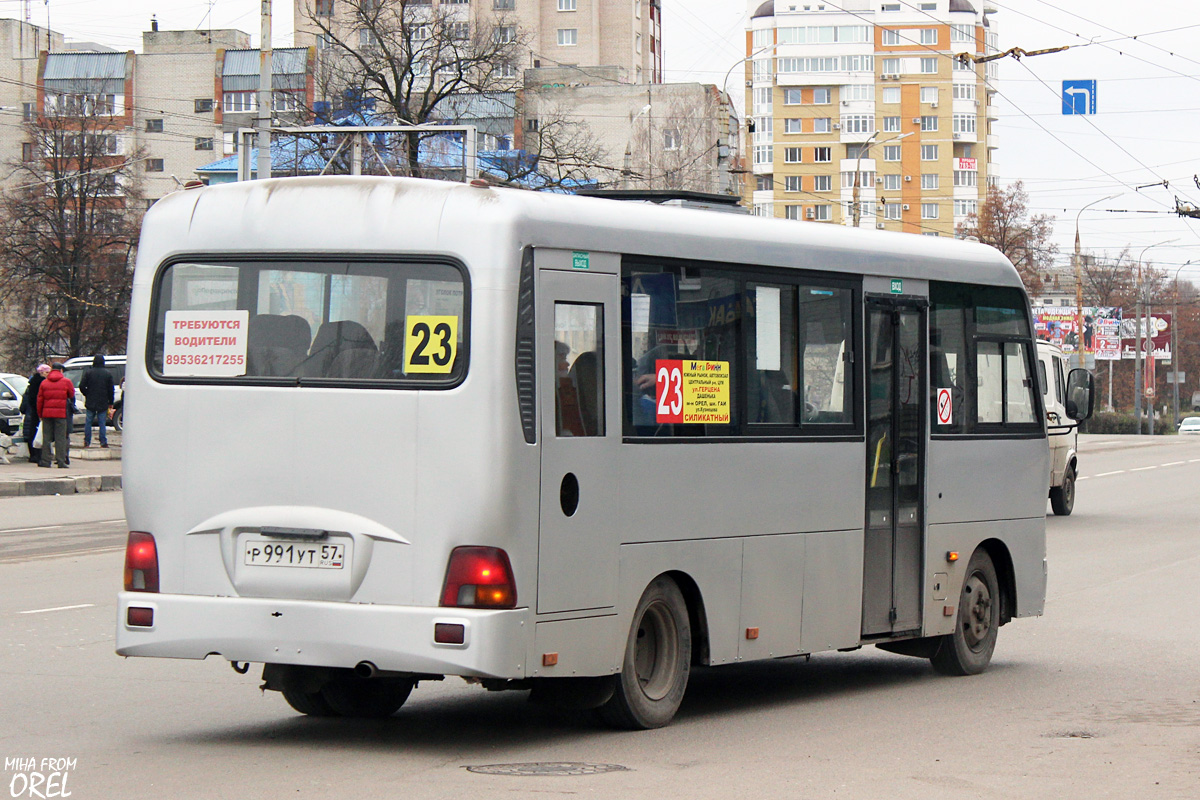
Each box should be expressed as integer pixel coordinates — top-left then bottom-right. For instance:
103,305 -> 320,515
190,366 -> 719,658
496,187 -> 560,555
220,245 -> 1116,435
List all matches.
1033,307 -> 1122,360
1120,312 -> 1172,361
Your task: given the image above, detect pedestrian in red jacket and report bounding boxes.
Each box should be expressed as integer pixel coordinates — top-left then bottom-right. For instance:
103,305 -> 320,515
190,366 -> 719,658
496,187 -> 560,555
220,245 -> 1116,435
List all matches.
36,362 -> 74,468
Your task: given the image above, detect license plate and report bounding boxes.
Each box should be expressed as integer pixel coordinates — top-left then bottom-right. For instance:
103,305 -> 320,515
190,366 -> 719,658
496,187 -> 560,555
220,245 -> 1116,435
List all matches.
242,538 -> 348,569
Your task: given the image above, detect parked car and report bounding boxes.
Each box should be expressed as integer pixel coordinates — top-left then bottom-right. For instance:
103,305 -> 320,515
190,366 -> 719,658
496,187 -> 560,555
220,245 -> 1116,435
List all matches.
62,354 -> 126,431
0,372 -> 27,436
1179,417 -> 1200,435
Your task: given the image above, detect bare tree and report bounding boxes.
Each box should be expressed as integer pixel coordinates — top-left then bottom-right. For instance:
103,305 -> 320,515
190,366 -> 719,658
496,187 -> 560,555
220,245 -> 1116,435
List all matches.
956,181 -> 1056,295
497,101 -> 608,190
1081,249 -> 1133,308
301,0 -> 527,177
0,99 -> 142,364
628,90 -> 727,193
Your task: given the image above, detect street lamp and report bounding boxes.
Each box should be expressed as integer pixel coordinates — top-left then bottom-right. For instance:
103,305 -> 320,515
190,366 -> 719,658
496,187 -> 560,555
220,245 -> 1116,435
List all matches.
1073,193 -> 1119,369
852,131 -> 912,228
1171,260 -> 1193,429
1134,238 -> 1178,434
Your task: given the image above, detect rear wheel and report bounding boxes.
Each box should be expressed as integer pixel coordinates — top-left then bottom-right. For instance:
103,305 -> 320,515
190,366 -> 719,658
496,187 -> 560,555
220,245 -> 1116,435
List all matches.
320,677 -> 414,719
931,549 -> 1000,676
280,683 -> 337,717
598,576 -> 691,730
1050,464 -> 1075,516
111,405 -> 123,432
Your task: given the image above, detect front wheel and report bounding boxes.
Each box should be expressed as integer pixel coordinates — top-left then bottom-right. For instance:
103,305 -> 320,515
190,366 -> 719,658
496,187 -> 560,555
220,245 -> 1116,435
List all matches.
1050,464 -> 1075,516
598,576 -> 691,730
930,549 -> 1000,676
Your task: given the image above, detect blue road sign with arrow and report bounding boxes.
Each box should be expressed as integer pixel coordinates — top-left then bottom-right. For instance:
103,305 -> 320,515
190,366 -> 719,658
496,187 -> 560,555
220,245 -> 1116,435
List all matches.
1062,80 -> 1097,115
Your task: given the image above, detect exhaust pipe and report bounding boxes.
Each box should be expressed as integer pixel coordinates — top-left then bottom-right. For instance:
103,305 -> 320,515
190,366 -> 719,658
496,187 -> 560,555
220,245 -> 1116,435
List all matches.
354,661 -> 378,679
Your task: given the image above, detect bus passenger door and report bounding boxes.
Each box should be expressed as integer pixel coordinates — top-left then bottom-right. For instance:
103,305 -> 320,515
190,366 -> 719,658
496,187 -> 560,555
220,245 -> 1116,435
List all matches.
862,299 -> 926,638
536,265 -> 619,614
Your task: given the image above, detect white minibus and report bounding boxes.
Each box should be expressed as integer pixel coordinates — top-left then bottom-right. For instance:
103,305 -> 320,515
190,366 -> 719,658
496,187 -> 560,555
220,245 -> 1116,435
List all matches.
117,177 -> 1093,728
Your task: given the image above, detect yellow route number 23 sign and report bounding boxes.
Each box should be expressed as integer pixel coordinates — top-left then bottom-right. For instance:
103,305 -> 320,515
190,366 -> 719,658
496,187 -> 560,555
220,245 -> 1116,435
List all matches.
404,315 -> 459,374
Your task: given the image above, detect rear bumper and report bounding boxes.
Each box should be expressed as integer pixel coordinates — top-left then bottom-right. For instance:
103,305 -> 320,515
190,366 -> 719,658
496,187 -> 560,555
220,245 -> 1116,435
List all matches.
116,592 -> 531,679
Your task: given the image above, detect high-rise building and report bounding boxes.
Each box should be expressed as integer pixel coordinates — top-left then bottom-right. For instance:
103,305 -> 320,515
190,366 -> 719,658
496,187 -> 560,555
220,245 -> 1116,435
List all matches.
293,0 -> 662,91
744,0 -> 997,235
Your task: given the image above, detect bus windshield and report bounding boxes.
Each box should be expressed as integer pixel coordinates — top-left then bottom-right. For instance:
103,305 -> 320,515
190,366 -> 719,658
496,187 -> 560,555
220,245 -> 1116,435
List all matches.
149,258 -> 468,385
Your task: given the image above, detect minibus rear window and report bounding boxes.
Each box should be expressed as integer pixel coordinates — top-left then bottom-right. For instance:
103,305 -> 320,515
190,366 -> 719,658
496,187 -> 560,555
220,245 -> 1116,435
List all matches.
149,258 -> 468,386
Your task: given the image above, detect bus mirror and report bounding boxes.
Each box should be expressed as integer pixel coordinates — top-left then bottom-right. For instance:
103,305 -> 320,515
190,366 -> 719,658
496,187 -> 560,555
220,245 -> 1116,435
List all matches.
1065,368 -> 1095,421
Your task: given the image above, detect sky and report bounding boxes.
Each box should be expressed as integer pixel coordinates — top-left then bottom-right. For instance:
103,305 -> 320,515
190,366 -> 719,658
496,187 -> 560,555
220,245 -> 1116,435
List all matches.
10,0 -> 1200,281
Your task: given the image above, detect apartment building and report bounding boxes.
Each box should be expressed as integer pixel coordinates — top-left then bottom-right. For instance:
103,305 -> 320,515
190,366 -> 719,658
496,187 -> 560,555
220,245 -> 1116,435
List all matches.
293,0 -> 662,93
745,0 -> 997,235
0,19 -> 64,177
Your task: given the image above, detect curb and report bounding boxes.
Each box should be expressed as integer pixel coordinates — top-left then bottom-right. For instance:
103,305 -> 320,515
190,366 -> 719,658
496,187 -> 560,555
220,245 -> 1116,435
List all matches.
0,473 -> 122,497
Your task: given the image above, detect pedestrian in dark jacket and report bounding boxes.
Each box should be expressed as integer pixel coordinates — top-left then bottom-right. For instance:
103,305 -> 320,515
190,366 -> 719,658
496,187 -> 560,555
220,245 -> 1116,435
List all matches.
19,363 -> 49,463
79,354 -> 115,448
36,363 -> 74,468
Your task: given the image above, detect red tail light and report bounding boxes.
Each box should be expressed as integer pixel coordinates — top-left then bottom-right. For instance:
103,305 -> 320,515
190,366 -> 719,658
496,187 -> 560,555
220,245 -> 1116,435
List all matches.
124,532 -> 159,593
440,546 -> 516,609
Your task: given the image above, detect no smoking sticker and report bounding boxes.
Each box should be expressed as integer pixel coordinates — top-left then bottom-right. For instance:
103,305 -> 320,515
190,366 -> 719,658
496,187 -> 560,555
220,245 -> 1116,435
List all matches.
936,388 -> 953,425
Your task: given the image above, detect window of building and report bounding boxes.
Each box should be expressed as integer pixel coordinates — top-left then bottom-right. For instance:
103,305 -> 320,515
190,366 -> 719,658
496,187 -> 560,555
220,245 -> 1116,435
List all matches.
813,117 -> 831,133
494,0 -> 515,8
146,159 -> 165,172
920,86 -> 938,104
315,0 -> 334,15
636,33 -> 642,53
145,118 -> 164,133
919,28 -> 938,45
46,93 -> 117,117
842,84 -> 874,102
953,114 -> 976,134
813,147 -> 831,162
882,174 -> 901,191
920,57 -> 938,74
754,202 -> 775,217
755,175 -> 773,192
752,59 -> 773,80
814,174 -> 832,191
882,29 -> 901,46
883,116 -> 900,132
557,28 -> 577,45
755,144 -> 774,165
921,173 -> 939,190
950,24 -> 974,43
494,25 -> 515,43
663,128 -> 681,151
841,114 -> 874,134
813,205 -> 832,221
953,169 -> 977,187
921,144 -> 939,160
358,28 -> 377,47
194,98 -> 214,113
316,33 -> 334,50
784,147 -> 803,163
785,118 -> 804,134
884,203 -> 902,219
881,86 -> 901,104
754,87 -> 774,112
784,175 -> 803,192
558,0 -> 576,9
784,205 -> 802,220
920,115 -> 938,132
782,88 -> 802,105
22,142 -> 35,162
492,61 -> 517,78
450,22 -> 470,39
622,261 -> 859,436
881,57 -> 900,75
881,3 -> 901,10
195,137 -> 214,151
223,92 -> 256,113
754,116 -> 773,142
954,57 -> 976,73
920,2 -> 937,9
952,82 -> 976,101
883,145 -> 901,161
840,170 -> 875,189
921,202 -> 939,219
813,88 -> 831,104
954,199 -> 978,216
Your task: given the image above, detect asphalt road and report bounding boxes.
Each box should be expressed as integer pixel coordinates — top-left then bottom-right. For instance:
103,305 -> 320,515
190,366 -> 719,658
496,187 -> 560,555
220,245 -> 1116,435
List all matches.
1,435 -> 1198,799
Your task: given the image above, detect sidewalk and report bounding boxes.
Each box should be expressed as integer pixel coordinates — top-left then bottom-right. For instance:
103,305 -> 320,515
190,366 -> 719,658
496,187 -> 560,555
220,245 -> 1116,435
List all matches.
0,428 -> 123,497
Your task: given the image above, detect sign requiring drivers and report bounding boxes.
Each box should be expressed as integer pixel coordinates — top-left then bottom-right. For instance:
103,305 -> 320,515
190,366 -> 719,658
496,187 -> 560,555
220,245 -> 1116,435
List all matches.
1062,80 -> 1097,115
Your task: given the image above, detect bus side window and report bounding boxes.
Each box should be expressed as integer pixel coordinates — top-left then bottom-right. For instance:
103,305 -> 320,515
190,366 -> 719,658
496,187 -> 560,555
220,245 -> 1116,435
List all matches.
554,303 -> 605,437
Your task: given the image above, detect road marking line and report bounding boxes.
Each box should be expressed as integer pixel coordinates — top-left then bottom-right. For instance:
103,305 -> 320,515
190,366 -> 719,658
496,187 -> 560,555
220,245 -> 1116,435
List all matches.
18,603 -> 95,615
1189,459 -> 1200,463
1131,466 -> 1158,472
1094,470 -> 1126,477
1161,461 -> 1187,467
9,524 -> 66,532
1076,476 -> 1090,480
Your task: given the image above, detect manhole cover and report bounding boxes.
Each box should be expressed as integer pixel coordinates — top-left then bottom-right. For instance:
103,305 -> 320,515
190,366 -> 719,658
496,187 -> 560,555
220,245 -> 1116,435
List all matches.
465,762 -> 630,776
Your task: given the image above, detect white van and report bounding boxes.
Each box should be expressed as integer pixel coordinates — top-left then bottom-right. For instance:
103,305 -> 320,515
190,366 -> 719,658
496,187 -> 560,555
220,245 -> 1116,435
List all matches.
1037,341 -> 1078,515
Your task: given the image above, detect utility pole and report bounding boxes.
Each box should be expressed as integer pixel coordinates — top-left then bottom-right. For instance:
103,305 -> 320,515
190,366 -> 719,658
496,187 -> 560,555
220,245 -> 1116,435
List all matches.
256,0 -> 273,181
1171,262 -> 1192,429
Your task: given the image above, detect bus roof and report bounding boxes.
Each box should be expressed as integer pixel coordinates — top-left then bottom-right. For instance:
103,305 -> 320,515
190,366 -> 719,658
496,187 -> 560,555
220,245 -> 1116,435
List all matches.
139,176 -> 1025,291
